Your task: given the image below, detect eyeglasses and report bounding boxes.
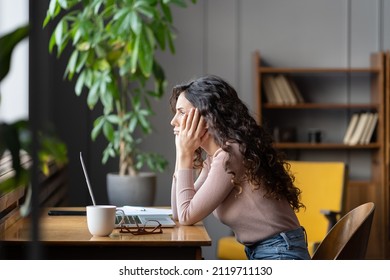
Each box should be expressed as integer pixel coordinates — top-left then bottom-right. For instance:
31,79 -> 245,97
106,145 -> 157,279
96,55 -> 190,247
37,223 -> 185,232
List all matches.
119,219 -> 163,235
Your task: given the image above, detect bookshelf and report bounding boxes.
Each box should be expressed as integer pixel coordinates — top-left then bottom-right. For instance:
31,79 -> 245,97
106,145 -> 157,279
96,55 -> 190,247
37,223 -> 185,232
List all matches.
253,50 -> 387,259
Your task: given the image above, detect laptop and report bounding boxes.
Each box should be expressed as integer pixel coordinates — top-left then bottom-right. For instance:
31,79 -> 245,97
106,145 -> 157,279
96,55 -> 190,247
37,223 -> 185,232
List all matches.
114,205 -> 176,228
80,152 -> 176,228
115,212 -> 176,228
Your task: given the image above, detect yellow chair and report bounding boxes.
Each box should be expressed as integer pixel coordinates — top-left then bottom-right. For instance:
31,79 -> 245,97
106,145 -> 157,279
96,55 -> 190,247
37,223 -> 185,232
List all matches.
217,235 -> 247,260
217,160 -> 347,259
290,161 -> 347,255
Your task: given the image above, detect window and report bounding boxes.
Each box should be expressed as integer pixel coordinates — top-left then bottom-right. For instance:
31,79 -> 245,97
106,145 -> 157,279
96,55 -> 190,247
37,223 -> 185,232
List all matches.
0,0 -> 29,123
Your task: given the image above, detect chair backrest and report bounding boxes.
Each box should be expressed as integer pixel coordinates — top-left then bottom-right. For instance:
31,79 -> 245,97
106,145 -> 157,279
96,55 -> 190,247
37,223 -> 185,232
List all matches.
312,202 -> 375,260
288,161 -> 347,254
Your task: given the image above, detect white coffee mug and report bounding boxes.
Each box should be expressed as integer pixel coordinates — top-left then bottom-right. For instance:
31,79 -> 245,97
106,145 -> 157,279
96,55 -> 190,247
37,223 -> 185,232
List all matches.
86,205 -> 125,237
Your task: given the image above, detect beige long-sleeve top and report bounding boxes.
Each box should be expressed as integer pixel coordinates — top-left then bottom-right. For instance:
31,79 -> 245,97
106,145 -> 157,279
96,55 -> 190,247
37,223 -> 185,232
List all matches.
171,143 -> 300,245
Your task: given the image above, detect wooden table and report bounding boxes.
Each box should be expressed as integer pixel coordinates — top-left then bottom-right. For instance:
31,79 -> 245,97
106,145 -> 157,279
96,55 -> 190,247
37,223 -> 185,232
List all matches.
0,207 -> 211,260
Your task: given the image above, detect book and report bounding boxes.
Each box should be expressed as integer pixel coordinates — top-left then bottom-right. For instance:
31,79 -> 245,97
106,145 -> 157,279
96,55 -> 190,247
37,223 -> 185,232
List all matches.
263,75 -> 277,104
271,75 -> 290,104
343,113 -> 360,144
269,76 -> 285,104
359,112 -> 374,144
348,112 -> 370,145
264,76 -> 284,104
276,74 -> 297,104
286,76 -> 305,103
361,112 -> 378,144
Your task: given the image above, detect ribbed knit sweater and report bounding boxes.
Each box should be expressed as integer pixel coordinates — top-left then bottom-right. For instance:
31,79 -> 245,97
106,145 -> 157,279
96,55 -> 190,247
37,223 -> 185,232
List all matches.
171,143 -> 300,245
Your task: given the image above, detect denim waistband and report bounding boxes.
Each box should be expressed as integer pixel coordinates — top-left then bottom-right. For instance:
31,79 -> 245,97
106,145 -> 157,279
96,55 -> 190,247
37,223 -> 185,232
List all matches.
248,226 -> 307,249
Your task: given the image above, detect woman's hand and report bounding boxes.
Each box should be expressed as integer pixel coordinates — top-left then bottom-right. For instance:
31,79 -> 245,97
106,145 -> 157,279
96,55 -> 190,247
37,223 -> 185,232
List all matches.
176,108 -> 208,167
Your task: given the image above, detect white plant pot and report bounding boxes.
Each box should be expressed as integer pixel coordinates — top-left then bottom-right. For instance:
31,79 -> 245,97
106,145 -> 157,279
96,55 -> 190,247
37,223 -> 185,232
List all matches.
106,172 -> 156,206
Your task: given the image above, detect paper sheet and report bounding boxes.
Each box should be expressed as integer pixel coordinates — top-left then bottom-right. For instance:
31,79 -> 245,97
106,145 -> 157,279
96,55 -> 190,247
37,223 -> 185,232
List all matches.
119,206 -> 172,215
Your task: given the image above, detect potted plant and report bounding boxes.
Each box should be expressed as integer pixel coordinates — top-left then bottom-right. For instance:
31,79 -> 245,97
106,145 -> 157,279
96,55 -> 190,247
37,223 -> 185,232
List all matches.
43,0 -> 195,206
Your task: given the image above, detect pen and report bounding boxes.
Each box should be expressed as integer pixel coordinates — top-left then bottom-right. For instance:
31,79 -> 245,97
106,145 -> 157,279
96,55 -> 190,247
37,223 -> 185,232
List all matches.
48,210 -> 86,216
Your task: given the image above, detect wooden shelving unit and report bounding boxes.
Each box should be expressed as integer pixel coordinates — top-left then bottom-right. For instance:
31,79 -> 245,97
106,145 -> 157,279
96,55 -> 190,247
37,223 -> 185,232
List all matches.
253,50 -> 387,259
385,51 -> 390,260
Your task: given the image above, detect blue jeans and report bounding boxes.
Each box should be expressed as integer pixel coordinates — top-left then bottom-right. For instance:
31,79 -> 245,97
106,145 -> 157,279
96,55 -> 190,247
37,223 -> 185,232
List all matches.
245,227 -> 311,260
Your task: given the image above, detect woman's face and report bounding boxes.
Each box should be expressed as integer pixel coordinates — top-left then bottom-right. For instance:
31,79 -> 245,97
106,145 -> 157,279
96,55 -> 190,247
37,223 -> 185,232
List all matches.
170,92 -> 195,135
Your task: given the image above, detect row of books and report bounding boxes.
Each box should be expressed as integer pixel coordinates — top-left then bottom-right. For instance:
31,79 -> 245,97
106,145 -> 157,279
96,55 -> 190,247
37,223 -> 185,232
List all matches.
343,112 -> 378,145
263,74 -> 304,105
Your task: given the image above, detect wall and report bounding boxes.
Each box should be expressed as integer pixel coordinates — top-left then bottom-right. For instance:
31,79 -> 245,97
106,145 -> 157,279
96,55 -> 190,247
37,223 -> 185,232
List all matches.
30,0 -> 390,259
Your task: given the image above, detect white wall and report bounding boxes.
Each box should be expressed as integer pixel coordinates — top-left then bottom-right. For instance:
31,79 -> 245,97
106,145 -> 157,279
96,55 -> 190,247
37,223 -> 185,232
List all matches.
0,0 -> 29,123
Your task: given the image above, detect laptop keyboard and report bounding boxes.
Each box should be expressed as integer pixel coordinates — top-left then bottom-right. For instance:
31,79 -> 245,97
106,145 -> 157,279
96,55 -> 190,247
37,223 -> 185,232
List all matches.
116,215 -> 142,225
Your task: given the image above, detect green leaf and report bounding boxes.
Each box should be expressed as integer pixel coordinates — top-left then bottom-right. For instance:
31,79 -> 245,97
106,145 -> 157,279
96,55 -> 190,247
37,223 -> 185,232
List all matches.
106,114 -> 120,124
128,114 -> 138,133
87,82 -> 100,109
122,112 -> 132,122
56,33 -> 70,57
58,0 -> 69,9
130,34 -> 141,73
43,1 -> 62,28
43,16 -> 51,28
130,11 -> 142,35
153,22 -> 166,50
113,8 -> 133,34
54,20 -> 65,49
75,70 -> 86,96
164,0 -> 188,8
73,28 -> 82,46
113,7 -> 129,21
102,145 -> 115,164
75,51 -> 89,73
166,27 -> 176,53
103,121 -> 115,141
76,42 -> 91,51
137,113 -> 152,133
131,93 -> 141,109
100,86 -> 114,112
65,49 -> 79,78
91,116 -> 105,140
135,4 -> 155,18
48,0 -> 58,17
94,45 -> 107,59
84,69 -> 93,88
0,25 -> 29,82
93,0 -> 103,15
161,1 -> 173,23
142,0 -> 158,6
152,60 -> 166,98
138,32 -> 153,77
49,32 -> 57,53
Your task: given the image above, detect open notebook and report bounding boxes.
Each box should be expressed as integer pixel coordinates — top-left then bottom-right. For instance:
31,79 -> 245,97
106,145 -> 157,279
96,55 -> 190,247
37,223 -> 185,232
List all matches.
80,152 -> 176,228
115,206 -> 176,228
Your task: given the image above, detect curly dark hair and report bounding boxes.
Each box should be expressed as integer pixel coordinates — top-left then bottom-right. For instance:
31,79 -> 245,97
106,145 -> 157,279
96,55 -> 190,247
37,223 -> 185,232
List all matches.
169,75 -> 304,211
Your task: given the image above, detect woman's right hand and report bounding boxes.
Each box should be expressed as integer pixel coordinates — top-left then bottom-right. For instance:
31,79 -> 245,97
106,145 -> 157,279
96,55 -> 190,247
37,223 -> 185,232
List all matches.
176,108 -> 207,165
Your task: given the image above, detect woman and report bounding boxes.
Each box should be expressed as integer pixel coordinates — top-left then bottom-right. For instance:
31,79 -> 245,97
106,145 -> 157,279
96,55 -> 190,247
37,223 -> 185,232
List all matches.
169,75 -> 310,260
